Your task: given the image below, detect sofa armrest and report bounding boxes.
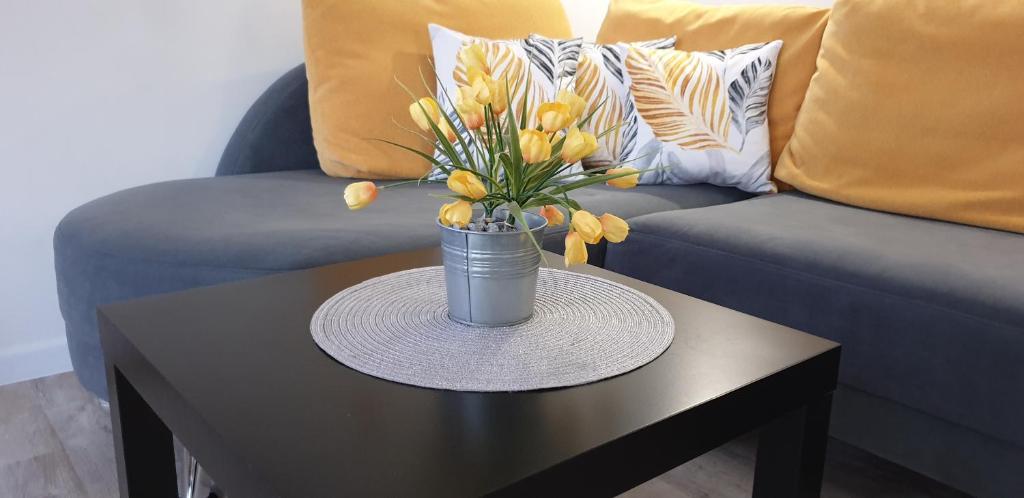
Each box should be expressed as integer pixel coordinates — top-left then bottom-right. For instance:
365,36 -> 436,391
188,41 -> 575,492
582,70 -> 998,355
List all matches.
216,64 -> 320,176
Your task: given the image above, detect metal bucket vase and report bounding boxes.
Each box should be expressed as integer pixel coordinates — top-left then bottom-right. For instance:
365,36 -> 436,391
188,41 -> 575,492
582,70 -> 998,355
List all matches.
439,210 -> 547,326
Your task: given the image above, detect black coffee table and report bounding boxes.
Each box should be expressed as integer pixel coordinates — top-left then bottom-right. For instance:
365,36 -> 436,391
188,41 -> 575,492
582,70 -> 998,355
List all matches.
99,248 -> 839,497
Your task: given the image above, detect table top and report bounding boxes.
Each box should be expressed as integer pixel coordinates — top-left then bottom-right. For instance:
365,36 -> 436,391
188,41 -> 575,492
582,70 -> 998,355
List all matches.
100,248 -> 839,497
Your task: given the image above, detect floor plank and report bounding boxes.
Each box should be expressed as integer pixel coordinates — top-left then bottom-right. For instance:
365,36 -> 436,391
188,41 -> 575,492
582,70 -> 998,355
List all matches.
0,451 -> 87,498
0,381 -> 65,467
31,373 -> 118,498
0,373 -> 970,497
0,379 -> 88,497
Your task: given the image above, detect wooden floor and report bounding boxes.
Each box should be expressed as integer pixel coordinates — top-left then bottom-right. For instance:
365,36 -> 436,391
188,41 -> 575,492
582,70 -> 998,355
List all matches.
1,372 -> 967,498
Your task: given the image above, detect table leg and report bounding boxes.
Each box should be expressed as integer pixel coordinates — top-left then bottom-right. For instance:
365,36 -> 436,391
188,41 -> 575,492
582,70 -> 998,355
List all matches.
109,366 -> 179,498
752,393 -> 833,498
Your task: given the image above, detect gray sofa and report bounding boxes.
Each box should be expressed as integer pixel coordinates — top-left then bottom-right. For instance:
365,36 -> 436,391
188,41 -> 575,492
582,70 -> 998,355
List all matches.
54,64 -> 1023,497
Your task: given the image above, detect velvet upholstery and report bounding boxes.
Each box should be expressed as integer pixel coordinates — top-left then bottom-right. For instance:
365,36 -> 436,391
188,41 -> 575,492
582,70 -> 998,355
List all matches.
604,192 -> 1024,497
216,64 -> 319,176
54,170 -> 746,399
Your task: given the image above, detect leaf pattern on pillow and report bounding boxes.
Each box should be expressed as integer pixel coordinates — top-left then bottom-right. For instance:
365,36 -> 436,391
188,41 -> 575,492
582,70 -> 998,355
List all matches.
728,56 -> 774,149
575,52 -> 624,168
453,41 -> 546,128
521,36 -> 580,89
558,38 -> 675,169
626,47 -> 734,151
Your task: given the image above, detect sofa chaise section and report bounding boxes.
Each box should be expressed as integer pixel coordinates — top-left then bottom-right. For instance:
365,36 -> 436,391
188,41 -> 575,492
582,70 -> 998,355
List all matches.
53,63 -> 751,400
604,192 -> 1024,497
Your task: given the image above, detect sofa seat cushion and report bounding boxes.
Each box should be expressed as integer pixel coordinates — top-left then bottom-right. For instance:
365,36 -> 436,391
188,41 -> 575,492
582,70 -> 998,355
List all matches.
55,169 -> 749,398
604,192 -> 1024,448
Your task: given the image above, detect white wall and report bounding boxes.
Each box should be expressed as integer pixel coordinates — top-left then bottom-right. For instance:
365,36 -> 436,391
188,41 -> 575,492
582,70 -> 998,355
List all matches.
0,0 -> 832,387
0,1 -> 305,385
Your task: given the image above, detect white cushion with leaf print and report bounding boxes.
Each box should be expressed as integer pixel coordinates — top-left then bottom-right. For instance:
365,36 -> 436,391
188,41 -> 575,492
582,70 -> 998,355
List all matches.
427,24 -> 582,180
619,42 -> 782,193
534,36 -> 677,171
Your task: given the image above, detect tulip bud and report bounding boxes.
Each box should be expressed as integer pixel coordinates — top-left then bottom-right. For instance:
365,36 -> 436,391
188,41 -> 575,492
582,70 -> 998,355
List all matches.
564,231 -> 588,267
438,200 -> 473,228
458,43 -> 489,77
343,181 -> 378,211
456,87 -> 486,130
570,210 -> 603,244
537,102 -> 573,132
539,205 -> 565,226
408,97 -> 441,133
467,68 -> 494,106
438,119 -> 458,143
490,77 -> 509,115
519,129 -> 552,163
606,167 -> 640,189
561,126 -> 599,163
599,213 -> 629,243
557,89 -> 587,122
447,170 -> 487,200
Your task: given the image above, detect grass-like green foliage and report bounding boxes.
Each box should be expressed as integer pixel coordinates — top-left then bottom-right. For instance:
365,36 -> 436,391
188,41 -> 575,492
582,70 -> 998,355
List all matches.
377,75 -> 645,236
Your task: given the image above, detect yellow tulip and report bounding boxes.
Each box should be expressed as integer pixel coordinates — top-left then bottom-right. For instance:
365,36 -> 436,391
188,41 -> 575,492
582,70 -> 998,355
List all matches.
458,43 -> 489,77
456,87 -> 485,130
539,205 -> 565,226
490,77 -> 509,115
439,200 -> 473,228
343,181 -> 378,211
557,89 -> 587,122
571,210 -> 603,244
599,213 -> 629,243
519,129 -> 552,163
606,167 -> 640,189
467,68 -> 494,106
564,231 -> 588,267
447,170 -> 487,200
561,126 -> 599,163
438,119 -> 457,143
408,97 -> 441,133
537,102 -> 573,132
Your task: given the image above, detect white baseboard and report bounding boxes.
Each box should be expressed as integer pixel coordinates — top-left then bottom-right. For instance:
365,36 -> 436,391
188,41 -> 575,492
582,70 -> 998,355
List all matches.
0,338 -> 73,386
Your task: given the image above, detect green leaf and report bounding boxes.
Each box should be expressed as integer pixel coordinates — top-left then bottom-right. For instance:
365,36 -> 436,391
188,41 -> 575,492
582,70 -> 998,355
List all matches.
505,106 -> 523,194
546,168 -> 644,195
508,202 -> 546,264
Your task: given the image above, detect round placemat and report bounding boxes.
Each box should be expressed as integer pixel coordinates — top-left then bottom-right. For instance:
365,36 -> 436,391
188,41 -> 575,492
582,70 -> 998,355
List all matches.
310,266 -> 674,391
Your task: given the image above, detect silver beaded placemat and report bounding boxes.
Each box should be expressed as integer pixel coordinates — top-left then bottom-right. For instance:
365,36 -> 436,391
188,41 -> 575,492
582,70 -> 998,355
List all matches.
310,266 -> 674,391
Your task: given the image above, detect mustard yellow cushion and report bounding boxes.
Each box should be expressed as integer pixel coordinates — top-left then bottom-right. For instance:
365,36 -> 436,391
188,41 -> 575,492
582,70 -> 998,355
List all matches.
596,0 -> 829,173
302,0 -> 572,179
775,0 -> 1024,234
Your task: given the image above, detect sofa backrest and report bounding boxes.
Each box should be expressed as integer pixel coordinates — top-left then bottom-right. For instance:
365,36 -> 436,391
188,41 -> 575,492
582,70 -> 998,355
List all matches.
216,64 -> 319,176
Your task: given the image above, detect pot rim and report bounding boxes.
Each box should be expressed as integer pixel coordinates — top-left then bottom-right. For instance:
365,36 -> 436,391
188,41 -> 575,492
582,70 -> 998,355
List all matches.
436,209 -> 548,236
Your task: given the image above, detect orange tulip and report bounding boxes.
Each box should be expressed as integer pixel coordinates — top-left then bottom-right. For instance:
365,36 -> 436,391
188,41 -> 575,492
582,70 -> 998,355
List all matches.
599,213 -> 629,243
606,167 -> 640,189
343,181 -> 378,210
564,231 -> 588,266
539,205 -> 565,226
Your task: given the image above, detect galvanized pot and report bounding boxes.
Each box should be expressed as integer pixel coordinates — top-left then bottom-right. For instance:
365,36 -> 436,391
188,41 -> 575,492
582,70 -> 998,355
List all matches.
439,210 -> 547,326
